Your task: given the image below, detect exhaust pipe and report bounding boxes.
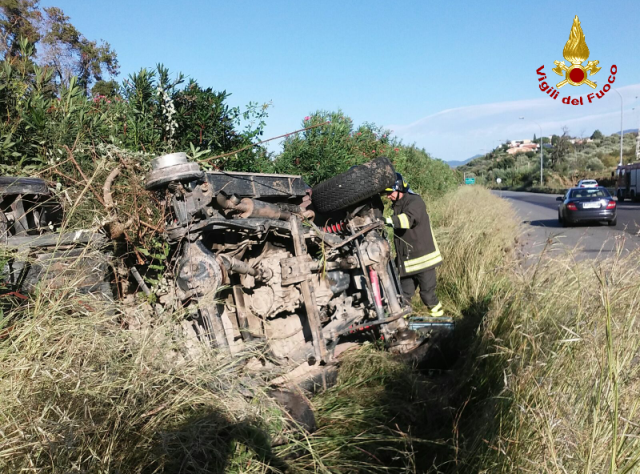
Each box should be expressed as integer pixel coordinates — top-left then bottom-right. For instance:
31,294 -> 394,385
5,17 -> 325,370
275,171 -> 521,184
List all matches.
216,194 -> 292,220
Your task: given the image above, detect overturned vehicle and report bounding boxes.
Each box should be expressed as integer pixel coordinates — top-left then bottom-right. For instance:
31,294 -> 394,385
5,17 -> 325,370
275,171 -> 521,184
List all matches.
145,154 -> 434,378
0,154 -> 445,387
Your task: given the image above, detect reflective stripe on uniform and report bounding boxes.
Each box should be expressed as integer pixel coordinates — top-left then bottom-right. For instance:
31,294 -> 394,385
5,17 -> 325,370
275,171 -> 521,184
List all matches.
403,250 -> 442,272
403,222 -> 442,273
397,213 -> 410,229
429,222 -> 441,257
428,303 -> 443,317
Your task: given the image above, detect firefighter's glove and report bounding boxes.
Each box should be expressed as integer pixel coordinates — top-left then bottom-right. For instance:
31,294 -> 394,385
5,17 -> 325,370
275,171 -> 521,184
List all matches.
384,217 -> 393,226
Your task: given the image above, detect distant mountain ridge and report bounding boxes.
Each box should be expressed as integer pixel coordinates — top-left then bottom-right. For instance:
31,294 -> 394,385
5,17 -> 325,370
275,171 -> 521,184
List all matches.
612,128 -> 639,135
446,155 -> 479,168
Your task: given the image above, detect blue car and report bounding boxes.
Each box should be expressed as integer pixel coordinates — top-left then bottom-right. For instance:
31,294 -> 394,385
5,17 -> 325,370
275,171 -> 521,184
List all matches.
557,187 -> 617,227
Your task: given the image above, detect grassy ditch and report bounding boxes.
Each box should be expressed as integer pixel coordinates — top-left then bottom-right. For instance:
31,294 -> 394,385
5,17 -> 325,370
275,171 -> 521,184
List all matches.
0,285 -> 296,473
455,243 -> 640,473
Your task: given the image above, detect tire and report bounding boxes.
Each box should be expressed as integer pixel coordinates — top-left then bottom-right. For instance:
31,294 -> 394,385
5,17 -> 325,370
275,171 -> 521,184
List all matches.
608,216 -> 617,226
558,211 -> 567,227
311,157 -> 397,213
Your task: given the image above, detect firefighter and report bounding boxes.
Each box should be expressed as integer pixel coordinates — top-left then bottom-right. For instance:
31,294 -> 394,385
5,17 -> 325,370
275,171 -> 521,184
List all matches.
383,173 -> 444,318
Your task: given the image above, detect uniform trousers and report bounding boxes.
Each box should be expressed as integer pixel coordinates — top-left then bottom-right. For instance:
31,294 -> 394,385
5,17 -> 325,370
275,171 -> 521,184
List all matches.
400,268 -> 439,309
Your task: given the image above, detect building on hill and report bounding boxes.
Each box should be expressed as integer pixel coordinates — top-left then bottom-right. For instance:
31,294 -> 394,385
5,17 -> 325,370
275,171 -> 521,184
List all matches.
506,142 -> 539,155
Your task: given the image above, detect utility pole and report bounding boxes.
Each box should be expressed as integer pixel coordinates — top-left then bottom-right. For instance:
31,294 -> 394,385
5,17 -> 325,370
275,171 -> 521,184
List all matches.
519,117 -> 543,185
634,99 -> 640,161
614,89 -> 624,166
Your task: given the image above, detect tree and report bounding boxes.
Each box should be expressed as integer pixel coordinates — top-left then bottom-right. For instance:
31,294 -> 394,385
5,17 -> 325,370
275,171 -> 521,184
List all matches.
497,155 -> 515,170
275,110 -> 390,185
591,129 -> 603,140
550,127 -> 571,169
3,3 -> 119,94
0,0 -> 41,59
391,144 -> 458,197
40,7 -> 118,94
585,157 -> 604,171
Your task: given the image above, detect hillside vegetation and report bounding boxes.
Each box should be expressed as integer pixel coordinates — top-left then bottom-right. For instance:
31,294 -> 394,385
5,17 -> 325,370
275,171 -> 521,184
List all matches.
0,1 -> 458,267
459,130 -> 638,191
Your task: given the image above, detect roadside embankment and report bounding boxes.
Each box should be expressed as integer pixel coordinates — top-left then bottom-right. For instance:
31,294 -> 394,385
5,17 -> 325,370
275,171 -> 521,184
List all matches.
431,187 -> 640,472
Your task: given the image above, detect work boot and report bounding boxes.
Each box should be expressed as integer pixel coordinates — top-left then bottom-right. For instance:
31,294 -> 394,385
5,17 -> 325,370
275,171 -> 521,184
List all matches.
427,302 -> 444,318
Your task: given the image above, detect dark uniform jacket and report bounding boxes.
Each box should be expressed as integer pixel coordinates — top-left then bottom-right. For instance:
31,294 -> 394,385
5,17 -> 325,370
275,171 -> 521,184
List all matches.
390,193 -> 442,277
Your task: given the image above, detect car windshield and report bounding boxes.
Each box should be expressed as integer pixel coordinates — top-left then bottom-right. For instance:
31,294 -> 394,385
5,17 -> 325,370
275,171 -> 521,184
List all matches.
569,188 -> 609,199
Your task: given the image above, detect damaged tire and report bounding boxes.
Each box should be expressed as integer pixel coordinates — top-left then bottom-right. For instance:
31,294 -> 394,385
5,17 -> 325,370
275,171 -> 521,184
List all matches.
311,157 -> 397,213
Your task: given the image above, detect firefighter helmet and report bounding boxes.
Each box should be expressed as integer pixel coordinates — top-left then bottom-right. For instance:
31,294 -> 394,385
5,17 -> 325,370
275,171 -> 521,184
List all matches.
385,173 -> 408,193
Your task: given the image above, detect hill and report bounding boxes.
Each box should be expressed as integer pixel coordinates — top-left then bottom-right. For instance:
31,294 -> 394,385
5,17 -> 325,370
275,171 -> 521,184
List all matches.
458,131 -> 638,189
446,155 -> 478,168
613,128 -> 639,135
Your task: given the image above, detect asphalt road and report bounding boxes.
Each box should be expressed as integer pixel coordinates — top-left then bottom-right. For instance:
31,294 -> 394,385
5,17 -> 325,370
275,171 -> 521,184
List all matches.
496,190 -> 640,261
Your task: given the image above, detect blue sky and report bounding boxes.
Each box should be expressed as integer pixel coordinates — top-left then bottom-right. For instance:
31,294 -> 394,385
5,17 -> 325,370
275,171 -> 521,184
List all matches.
41,0 -> 640,161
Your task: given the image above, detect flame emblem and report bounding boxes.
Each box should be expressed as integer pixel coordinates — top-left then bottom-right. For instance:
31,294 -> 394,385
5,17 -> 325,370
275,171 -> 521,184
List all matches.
552,16 -> 601,88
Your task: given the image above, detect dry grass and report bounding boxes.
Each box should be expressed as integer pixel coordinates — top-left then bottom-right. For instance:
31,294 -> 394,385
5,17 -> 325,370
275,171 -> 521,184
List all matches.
432,187 -> 640,473
428,186 -> 518,314
0,278 -> 294,473
460,245 -> 640,473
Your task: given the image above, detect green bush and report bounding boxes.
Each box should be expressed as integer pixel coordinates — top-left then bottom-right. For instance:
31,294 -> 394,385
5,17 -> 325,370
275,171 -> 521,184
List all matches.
391,144 -> 459,198
0,51 -> 269,174
274,110 -> 394,185
586,156 -> 604,171
274,110 -> 458,196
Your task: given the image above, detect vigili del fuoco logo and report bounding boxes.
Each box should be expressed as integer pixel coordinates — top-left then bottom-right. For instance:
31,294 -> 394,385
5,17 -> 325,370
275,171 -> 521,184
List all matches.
536,16 -> 617,105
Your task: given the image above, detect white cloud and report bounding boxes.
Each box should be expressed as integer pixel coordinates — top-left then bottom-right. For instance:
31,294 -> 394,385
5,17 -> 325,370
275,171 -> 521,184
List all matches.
387,84 -> 640,162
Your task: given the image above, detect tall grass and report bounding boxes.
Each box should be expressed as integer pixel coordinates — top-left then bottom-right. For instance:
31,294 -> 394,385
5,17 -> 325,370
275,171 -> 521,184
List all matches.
428,186 -> 517,313
303,187 -> 640,473
459,245 -> 640,473
0,280 -> 294,473
428,188 -> 640,473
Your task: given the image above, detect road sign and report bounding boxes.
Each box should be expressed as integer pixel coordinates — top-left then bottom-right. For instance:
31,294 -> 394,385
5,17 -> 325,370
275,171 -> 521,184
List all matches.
496,178 -> 502,184
465,177 -> 475,185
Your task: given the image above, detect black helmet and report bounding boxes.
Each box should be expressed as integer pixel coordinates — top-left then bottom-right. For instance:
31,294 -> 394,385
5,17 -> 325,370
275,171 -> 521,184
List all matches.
385,172 -> 408,193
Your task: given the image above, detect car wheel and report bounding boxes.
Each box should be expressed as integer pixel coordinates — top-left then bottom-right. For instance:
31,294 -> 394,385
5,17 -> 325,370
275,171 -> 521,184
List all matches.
311,157 -> 396,213
558,211 -> 567,227
608,217 -> 617,226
